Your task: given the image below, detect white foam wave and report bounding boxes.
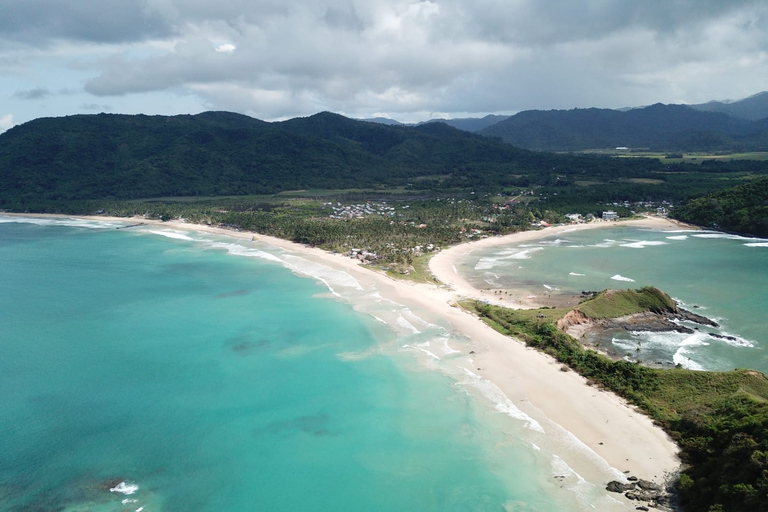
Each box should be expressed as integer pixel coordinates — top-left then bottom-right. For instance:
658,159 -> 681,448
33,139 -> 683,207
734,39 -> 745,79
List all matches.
110,482 -> 138,495
744,242 -> 768,248
610,274 -> 635,282
210,242 -> 284,264
612,331 -> 711,355
540,238 -> 569,246
507,248 -> 543,260
474,258 -> 497,270
438,337 -> 461,355
148,229 -> 195,241
282,254 -> 364,291
551,455 -> 587,484
403,344 -> 440,360
666,235 -> 688,240
396,316 -> 421,334
671,333 -> 710,370
0,215 -> 117,230
712,332 -> 755,348
588,239 -> 618,248
692,233 -> 755,240
460,368 -> 545,433
494,247 -> 544,260
569,272 -> 585,276
620,240 -> 667,249
543,284 -> 559,291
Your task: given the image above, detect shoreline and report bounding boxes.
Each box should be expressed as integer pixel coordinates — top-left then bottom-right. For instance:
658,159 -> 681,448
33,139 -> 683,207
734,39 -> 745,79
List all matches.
4,213 -> 683,499
429,216 -> 695,309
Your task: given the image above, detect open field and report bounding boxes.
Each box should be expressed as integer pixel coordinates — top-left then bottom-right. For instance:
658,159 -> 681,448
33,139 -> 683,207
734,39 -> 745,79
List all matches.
580,149 -> 768,163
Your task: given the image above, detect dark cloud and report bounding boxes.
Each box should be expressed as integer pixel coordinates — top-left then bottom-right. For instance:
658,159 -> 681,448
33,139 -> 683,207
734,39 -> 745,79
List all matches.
0,0 -> 177,45
14,88 -> 51,100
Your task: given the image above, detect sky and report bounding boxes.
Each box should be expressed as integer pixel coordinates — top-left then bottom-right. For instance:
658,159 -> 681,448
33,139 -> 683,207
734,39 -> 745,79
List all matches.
1,0 -> 767,132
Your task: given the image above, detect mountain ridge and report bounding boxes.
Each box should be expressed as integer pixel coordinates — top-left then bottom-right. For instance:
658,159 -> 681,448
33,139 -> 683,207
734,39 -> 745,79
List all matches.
479,103 -> 768,151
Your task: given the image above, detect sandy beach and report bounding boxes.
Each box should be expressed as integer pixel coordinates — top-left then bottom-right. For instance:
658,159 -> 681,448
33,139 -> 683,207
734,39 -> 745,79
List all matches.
8,213 -> 683,499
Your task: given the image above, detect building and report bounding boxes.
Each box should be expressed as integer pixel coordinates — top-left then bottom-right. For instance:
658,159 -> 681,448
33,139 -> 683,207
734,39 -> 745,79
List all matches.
602,210 -> 619,221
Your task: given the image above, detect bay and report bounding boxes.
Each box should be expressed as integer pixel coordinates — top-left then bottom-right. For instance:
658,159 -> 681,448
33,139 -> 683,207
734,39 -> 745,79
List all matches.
456,225 -> 768,373
0,217 -> 604,512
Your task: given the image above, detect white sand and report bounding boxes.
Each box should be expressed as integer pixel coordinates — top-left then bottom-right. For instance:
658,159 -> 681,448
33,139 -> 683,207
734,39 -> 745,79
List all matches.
8,213 -> 682,488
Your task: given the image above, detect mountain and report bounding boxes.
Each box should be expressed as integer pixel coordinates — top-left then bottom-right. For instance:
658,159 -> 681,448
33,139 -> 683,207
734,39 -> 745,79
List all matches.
690,91 -> 768,121
479,103 -> 768,152
362,114 -> 510,132
359,117 -> 403,126
420,115 -> 510,133
0,111 -> 550,203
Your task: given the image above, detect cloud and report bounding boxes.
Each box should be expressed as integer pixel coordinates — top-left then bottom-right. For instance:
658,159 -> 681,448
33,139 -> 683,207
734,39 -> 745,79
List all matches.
0,114 -> 15,133
80,103 -> 112,112
14,88 -> 52,100
3,0 -> 768,121
0,0 -> 177,45
215,43 -> 236,53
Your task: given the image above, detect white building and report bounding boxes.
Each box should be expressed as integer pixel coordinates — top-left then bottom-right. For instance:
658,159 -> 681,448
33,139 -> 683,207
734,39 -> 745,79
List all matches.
602,210 -> 619,221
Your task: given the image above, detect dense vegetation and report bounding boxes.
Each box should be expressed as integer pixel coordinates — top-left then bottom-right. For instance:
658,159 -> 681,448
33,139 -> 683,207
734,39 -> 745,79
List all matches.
2,111 -> 766,212
30,193 -> 551,268
480,103 -> 768,152
672,176 -> 768,237
467,299 -> 768,512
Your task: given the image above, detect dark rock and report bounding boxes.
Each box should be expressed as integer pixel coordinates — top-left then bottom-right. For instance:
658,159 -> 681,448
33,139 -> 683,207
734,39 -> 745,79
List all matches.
637,479 -> 662,492
677,308 -> 719,327
636,507 -> 649,511
606,481 -> 635,493
627,476 -> 638,481
625,489 -> 661,502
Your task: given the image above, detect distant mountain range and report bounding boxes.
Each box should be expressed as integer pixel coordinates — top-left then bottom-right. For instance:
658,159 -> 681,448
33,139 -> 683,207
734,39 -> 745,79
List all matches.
360,114 -> 510,132
690,91 -> 768,121
365,92 -> 768,152
479,103 -> 768,152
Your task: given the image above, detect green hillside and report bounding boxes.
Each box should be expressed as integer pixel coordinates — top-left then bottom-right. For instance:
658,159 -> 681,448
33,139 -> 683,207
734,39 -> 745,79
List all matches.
672,176 -> 768,237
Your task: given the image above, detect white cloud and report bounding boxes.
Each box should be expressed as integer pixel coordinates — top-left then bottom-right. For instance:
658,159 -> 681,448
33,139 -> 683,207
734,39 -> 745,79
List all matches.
0,114 -> 15,133
215,43 -> 236,53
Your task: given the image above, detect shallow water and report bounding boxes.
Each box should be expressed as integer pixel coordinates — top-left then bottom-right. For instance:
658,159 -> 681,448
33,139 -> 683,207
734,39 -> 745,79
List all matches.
456,225 -> 768,372
0,217 -> 629,512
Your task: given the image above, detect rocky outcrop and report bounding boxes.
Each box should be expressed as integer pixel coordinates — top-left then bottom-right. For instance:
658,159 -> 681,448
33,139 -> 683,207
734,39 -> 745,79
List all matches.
606,476 -> 676,511
558,305 -> 718,339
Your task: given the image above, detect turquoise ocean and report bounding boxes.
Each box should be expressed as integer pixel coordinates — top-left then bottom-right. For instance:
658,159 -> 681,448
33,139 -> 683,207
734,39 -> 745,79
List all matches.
456,225 -> 768,373
0,217 -> 632,512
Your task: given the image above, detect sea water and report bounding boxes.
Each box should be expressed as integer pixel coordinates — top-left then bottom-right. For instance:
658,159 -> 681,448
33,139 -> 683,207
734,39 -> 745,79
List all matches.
457,225 -> 768,373
0,217 -> 629,512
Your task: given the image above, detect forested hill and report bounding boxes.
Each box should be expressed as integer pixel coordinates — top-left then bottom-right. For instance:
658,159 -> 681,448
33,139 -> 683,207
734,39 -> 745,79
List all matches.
0,111 -> 520,201
480,103 -> 768,151
0,110 -> 668,204
672,176 -> 768,237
